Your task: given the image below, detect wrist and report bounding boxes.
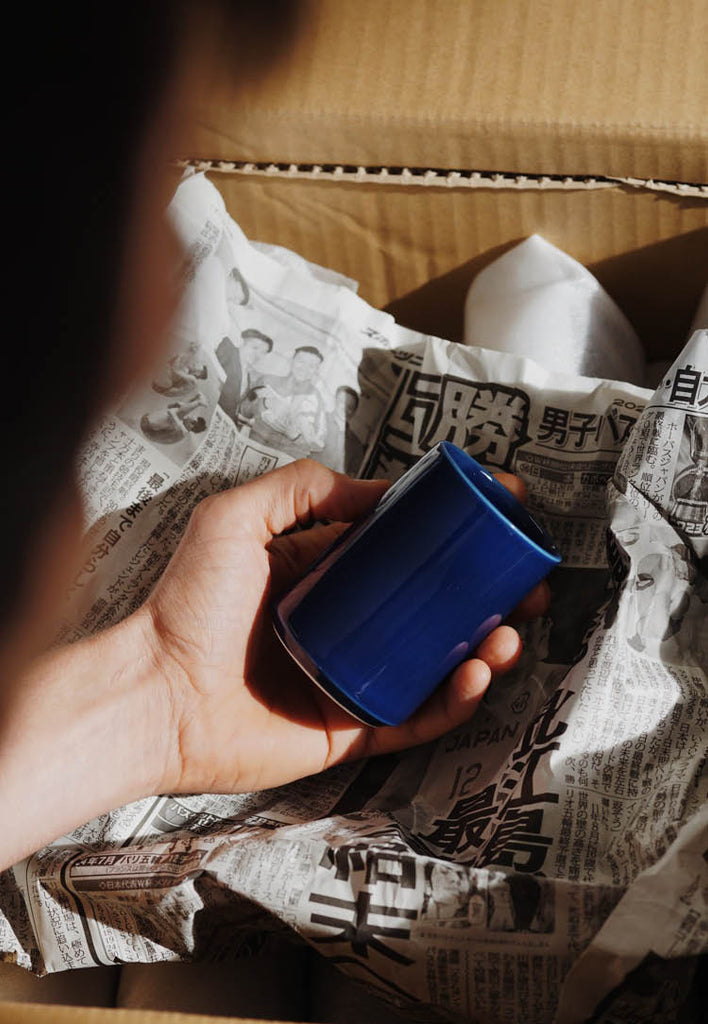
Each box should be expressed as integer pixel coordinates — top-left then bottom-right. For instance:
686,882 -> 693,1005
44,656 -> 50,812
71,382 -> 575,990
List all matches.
103,606 -> 180,801
130,603 -> 185,797
0,609 -> 175,869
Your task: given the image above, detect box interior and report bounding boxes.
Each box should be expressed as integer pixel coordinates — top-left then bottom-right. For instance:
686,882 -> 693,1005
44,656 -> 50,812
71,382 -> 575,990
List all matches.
208,170 -> 707,361
5,1 -> 706,1022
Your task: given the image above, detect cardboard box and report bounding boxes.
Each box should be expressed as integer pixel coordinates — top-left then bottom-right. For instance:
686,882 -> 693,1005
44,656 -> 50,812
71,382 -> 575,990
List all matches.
5,1 -> 706,1021
193,0 -> 708,361
0,1004 -> 266,1024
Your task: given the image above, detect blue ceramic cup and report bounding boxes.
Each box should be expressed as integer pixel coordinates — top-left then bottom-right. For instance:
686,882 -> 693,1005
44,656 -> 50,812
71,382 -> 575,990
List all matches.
274,442 -> 561,727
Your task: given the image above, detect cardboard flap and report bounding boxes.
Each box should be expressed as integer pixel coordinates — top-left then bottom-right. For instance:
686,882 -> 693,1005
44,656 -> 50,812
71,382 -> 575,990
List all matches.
0,1004 -> 277,1024
192,0 -> 708,183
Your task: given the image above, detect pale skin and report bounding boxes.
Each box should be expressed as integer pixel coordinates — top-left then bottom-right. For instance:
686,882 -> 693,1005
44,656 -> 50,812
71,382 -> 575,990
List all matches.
0,457 -> 547,871
0,27 -> 550,873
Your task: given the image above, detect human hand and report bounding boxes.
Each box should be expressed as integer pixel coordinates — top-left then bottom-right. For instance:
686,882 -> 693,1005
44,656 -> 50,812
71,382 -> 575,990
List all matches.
257,384 -> 281,405
0,460 -> 550,869
142,460 -> 549,797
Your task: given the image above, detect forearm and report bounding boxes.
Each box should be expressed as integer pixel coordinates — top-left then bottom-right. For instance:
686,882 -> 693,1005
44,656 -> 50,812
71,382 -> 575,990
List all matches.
0,609 -> 171,871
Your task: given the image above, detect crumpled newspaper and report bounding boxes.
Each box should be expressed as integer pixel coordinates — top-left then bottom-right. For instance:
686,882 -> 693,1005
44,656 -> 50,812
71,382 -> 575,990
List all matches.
1,174 -> 705,1024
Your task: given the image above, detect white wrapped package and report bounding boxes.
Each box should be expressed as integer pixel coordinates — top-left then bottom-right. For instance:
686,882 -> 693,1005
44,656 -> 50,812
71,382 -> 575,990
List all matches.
464,234 -> 646,386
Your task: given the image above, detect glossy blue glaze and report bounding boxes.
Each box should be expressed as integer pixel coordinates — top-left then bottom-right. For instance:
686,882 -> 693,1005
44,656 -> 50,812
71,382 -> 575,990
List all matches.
274,442 -> 561,727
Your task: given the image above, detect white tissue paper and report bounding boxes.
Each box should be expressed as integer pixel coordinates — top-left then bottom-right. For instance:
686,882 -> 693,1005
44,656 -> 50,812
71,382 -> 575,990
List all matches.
464,234 -> 647,386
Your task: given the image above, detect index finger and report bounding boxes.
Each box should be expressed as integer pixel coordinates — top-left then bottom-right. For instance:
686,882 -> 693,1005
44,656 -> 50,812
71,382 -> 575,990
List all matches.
492,471 -> 552,621
249,459 -> 389,540
493,471 -> 526,504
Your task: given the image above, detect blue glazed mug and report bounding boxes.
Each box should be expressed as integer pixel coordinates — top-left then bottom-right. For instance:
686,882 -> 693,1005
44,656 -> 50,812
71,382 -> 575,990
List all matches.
274,442 -> 561,727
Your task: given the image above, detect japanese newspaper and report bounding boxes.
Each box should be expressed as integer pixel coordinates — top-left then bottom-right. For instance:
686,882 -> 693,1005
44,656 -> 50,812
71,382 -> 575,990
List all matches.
1,173 -> 705,1024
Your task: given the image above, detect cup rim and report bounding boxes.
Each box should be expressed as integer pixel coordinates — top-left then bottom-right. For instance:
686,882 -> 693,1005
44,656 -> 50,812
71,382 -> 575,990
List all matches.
439,442 -> 562,564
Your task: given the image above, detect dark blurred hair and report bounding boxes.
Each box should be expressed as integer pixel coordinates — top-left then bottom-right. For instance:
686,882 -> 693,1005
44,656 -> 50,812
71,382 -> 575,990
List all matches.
242,329 -> 274,352
294,346 -> 324,362
4,2 -> 297,627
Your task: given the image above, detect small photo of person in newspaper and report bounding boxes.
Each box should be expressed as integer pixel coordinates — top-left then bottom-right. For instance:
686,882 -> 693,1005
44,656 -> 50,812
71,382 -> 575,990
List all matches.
313,385 -> 366,476
140,393 -> 208,445
116,336 -> 222,466
216,330 -> 274,426
670,413 -> 708,533
239,344 -> 327,459
420,861 -> 486,928
625,541 -> 707,661
486,873 -> 554,934
151,341 -> 208,398
609,519 -> 708,662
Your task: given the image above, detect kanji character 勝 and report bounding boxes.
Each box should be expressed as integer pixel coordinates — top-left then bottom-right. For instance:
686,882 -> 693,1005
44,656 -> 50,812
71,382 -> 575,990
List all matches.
366,367 -> 530,475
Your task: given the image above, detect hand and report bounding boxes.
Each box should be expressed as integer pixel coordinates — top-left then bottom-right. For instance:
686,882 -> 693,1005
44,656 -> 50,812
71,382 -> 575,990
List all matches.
0,460 -> 549,869
143,460 -> 550,797
257,383 -> 281,405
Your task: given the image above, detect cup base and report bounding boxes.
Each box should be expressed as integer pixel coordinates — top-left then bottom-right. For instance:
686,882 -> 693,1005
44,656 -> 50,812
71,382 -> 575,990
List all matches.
272,615 -> 391,728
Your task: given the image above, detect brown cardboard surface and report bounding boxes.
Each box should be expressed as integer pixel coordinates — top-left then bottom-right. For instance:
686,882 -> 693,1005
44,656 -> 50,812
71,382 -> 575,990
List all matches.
208,171 -> 708,360
193,0 -> 708,182
0,1004 -> 290,1024
0,954 -> 409,1024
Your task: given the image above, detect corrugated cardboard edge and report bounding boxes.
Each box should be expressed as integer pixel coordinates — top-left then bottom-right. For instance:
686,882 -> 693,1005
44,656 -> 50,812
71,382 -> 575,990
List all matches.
0,1003 -> 294,1024
178,160 -> 708,197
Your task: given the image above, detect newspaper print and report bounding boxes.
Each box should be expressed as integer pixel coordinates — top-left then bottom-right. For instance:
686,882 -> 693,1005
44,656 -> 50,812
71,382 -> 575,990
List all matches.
554,801 -> 708,1023
2,174 -> 705,1024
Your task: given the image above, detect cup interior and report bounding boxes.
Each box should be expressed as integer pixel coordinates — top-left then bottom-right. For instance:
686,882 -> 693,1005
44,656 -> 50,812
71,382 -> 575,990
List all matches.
441,442 -> 561,561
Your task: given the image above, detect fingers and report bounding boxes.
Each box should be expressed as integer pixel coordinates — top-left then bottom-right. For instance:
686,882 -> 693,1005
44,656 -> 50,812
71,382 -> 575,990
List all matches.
208,462 -> 526,552
240,460 -> 389,541
507,579 -> 551,623
492,472 -> 552,623
475,624 -> 522,674
367,657 -> 492,758
493,471 -> 526,503
362,623 -> 523,758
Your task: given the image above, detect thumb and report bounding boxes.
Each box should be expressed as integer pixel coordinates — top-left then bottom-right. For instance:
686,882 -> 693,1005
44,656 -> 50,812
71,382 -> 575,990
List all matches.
243,459 -> 389,542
